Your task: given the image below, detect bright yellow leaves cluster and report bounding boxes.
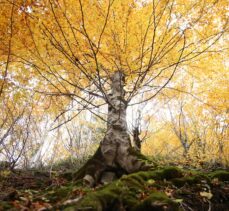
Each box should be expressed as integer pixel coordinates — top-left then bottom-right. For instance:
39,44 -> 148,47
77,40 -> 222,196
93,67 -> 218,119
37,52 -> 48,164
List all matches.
1,0 -> 227,83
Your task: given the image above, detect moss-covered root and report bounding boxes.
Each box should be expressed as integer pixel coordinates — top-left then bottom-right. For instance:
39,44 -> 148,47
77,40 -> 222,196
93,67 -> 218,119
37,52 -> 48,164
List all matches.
69,147 -> 154,187
62,167 -> 182,211
171,169 -> 229,187
208,170 -> 229,181
132,192 -> 179,211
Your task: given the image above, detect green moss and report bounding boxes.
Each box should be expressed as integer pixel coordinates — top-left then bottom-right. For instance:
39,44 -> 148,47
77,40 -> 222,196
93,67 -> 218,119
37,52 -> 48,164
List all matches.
171,170 -> 212,187
71,182 -> 122,210
59,167 -> 229,210
208,170 -> 229,181
0,201 -> 15,210
62,167 -> 183,210
122,167 -> 182,184
62,177 -> 140,210
158,167 -> 183,180
45,184 -> 75,202
132,192 -> 179,211
2,165 -> 228,211
128,147 -> 150,161
171,176 -> 201,187
121,173 -> 147,188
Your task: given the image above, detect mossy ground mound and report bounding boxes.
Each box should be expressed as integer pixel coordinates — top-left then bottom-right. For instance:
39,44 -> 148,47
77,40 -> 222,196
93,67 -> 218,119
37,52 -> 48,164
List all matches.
0,166 -> 228,210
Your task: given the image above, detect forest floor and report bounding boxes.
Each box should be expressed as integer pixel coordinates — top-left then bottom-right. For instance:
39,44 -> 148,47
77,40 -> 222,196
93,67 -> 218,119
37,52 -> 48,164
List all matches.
0,162 -> 228,211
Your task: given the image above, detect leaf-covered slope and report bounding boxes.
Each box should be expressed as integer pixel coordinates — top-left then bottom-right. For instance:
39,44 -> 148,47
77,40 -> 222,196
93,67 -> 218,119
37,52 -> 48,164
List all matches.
0,166 -> 228,211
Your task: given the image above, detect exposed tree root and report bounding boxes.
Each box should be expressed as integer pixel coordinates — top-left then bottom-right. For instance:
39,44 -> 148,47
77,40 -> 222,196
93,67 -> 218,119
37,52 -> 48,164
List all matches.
73,145 -> 152,187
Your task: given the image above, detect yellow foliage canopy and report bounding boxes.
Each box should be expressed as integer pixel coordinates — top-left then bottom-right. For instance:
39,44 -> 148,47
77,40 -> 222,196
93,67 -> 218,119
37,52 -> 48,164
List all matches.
0,0 -> 228,102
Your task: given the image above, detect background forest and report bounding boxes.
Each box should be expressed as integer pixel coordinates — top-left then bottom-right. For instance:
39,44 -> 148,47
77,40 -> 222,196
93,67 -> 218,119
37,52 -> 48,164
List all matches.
0,0 -> 228,171
0,0 -> 228,210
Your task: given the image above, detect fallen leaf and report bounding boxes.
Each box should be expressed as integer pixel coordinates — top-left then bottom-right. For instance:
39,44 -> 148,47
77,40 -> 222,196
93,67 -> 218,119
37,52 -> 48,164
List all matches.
147,179 -> 155,185
200,191 -> 213,199
173,199 -> 183,203
62,197 -> 82,205
211,178 -> 219,185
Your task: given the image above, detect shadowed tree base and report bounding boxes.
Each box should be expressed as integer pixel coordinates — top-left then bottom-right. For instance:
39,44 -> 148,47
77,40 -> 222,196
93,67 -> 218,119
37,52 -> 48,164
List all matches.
73,142 -> 150,186
72,72 -> 151,186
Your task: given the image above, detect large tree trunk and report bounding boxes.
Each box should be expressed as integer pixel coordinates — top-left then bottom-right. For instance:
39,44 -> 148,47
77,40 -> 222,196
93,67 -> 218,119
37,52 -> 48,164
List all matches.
75,71 -> 147,186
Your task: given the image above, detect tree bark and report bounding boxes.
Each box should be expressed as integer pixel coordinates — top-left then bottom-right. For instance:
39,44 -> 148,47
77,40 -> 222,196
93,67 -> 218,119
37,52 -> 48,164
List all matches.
133,127 -> 142,152
76,71 -> 147,186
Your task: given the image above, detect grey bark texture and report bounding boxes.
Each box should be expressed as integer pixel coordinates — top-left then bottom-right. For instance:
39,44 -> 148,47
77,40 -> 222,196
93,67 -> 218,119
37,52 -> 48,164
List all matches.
80,71 -> 147,186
